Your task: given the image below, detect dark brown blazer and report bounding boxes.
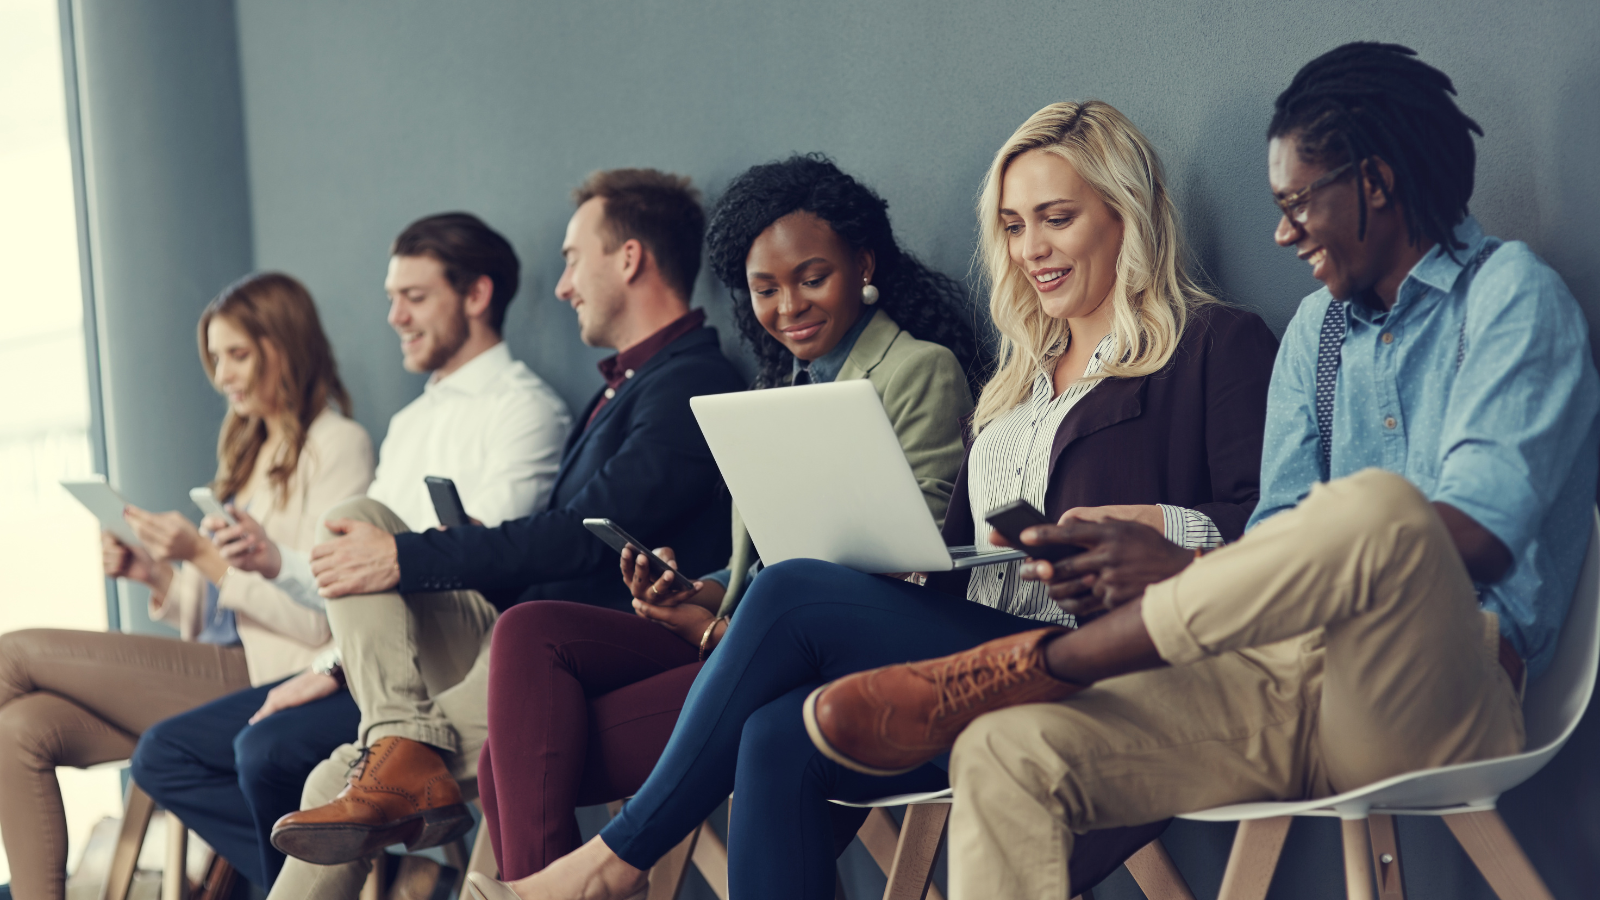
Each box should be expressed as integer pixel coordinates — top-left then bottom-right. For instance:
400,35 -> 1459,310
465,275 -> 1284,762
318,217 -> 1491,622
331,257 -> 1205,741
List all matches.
935,303 -> 1278,594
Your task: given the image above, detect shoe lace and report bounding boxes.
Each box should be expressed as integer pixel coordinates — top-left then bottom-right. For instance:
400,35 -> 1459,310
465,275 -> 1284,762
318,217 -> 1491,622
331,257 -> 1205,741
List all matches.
929,644 -> 1040,723
346,745 -> 372,781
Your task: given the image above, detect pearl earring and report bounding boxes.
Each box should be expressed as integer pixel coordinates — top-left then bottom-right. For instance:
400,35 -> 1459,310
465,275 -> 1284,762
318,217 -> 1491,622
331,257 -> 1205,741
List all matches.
862,283 -> 879,305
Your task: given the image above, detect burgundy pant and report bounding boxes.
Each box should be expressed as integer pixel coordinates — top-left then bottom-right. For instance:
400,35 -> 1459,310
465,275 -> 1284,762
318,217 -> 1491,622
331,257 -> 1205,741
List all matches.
479,601 -> 705,878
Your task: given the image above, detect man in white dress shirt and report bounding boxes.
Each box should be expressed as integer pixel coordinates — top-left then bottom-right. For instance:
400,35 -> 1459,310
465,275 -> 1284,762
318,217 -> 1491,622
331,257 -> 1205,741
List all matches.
241,212 -> 573,609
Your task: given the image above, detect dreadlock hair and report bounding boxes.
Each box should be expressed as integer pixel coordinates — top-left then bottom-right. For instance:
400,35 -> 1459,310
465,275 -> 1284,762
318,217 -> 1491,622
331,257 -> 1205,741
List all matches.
705,154 -> 979,389
1269,42 -> 1482,255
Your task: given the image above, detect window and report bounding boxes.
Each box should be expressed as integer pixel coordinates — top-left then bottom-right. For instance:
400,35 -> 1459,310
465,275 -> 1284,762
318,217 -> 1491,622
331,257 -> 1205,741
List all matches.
0,0 -> 122,884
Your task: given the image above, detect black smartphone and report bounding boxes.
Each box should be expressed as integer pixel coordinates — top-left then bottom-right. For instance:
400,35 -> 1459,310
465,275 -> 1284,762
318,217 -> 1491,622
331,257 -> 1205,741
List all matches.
582,518 -> 697,592
985,499 -> 1083,562
425,476 -> 469,528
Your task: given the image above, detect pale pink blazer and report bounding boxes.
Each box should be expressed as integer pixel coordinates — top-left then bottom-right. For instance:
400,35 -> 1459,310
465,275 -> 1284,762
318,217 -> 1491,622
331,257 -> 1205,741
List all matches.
153,408 -> 375,685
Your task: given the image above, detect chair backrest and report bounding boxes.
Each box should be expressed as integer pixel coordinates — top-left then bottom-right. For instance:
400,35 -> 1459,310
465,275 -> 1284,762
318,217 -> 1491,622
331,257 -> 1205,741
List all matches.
1520,510 -> 1600,750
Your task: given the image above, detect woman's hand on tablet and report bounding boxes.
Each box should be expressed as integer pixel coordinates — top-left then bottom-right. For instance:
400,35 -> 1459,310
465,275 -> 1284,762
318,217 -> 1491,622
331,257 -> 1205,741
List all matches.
124,507 -> 205,562
102,530 -> 172,594
212,506 -> 282,578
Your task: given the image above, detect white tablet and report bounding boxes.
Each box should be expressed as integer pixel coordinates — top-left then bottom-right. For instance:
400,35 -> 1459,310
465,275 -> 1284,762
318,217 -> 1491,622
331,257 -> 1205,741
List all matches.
61,477 -> 142,548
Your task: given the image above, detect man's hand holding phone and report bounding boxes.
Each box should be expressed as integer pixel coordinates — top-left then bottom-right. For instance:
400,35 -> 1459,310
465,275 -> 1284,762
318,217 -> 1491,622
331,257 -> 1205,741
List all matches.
998,515 -> 1194,618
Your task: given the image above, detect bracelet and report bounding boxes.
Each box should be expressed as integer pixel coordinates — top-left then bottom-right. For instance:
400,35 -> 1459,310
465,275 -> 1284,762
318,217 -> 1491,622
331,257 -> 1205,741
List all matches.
698,615 -> 728,662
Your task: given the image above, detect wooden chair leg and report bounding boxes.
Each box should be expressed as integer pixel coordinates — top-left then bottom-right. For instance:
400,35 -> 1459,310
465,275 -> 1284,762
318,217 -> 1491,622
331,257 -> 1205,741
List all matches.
644,825 -> 701,900
1367,814 -> 1405,900
884,803 -> 949,900
856,808 -> 947,900
104,780 -> 158,900
467,818 -> 500,880
1124,839 -> 1196,900
1341,819 -> 1376,900
690,821 -> 729,900
359,854 -> 386,900
193,853 -> 237,900
1216,816 -> 1292,900
162,812 -> 188,900
1442,810 -> 1555,900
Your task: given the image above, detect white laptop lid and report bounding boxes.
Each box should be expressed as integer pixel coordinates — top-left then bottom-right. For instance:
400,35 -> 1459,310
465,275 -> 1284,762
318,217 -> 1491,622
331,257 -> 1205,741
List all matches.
692,380 -> 958,573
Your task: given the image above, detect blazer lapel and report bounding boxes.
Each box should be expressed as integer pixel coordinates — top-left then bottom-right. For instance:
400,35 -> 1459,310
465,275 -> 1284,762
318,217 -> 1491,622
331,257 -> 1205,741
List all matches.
1047,375 -> 1145,484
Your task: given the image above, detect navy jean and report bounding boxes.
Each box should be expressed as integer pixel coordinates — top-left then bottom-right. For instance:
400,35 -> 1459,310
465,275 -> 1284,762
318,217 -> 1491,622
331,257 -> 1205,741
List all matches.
601,560 -> 1169,899
130,680 -> 360,888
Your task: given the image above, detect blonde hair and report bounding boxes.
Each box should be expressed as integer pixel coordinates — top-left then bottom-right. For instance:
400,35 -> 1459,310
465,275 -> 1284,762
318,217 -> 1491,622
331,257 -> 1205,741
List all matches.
198,272 -> 352,505
970,100 -> 1215,434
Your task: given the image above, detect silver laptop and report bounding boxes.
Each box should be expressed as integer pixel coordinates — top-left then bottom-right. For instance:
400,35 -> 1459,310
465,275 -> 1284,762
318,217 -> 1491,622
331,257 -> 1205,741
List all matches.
691,380 -> 1025,573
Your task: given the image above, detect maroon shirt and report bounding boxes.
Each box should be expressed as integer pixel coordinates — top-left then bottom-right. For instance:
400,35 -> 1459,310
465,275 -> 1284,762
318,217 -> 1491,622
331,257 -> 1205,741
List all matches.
586,308 -> 708,429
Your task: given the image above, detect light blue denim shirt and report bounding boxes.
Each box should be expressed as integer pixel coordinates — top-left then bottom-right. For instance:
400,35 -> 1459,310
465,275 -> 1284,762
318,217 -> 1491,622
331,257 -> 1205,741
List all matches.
1249,217 -> 1600,679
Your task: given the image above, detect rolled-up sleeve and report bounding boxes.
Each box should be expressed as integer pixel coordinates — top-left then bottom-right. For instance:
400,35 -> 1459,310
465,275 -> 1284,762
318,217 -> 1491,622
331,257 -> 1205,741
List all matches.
1434,254 -> 1600,559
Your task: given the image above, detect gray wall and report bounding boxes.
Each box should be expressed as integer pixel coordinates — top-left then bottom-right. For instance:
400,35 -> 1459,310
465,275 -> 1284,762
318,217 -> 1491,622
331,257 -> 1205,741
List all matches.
73,0 -> 1599,896
70,0 -> 253,633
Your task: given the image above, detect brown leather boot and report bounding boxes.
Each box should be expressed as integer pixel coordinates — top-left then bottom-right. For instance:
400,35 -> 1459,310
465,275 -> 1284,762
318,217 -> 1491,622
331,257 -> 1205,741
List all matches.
270,736 -> 474,865
804,627 -> 1081,776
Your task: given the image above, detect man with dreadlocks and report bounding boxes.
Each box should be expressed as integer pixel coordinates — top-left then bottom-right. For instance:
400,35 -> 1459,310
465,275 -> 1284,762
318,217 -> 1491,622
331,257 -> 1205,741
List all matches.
802,43 -> 1600,898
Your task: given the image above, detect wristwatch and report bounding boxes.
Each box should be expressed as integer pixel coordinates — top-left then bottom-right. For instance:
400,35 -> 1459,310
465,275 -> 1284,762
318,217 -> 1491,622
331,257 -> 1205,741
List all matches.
312,649 -> 344,685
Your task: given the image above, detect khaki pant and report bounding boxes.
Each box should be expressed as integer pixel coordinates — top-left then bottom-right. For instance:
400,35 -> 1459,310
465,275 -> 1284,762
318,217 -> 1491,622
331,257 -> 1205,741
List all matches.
0,629 -> 250,900
948,470 -> 1525,899
267,497 -> 496,900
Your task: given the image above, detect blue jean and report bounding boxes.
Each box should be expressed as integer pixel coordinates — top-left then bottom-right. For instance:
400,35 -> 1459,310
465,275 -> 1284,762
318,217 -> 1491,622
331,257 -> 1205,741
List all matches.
130,680 -> 361,888
601,560 -> 1169,899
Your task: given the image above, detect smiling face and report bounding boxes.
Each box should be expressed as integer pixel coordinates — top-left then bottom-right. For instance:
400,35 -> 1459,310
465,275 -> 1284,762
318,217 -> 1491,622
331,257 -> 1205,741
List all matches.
745,211 -> 873,362
207,314 -> 276,418
1269,135 -> 1379,303
555,197 -> 630,349
998,149 -> 1124,322
384,254 -> 470,373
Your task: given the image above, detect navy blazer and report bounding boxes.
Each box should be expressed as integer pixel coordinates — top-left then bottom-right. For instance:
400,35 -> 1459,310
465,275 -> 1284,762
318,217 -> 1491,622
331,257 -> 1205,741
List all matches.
933,303 -> 1278,596
393,326 -> 746,611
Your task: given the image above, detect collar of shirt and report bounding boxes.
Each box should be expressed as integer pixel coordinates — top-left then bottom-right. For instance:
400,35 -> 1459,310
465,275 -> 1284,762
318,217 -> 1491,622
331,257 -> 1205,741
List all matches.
425,341 -> 514,397
598,308 -> 707,391
1347,216 -> 1489,327
792,307 -> 877,385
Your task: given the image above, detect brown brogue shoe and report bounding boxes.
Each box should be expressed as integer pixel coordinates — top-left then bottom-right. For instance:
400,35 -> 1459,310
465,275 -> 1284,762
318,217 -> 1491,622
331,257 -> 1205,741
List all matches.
270,736 -> 474,865
804,627 -> 1081,776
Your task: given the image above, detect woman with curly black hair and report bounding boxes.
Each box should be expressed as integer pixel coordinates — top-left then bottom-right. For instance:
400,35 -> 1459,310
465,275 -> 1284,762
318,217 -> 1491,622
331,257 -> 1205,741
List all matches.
471,155 -> 976,888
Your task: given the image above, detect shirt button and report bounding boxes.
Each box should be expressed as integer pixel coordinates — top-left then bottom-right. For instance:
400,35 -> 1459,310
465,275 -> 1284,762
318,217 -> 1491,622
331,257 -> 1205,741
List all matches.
1381,332 -> 1394,344
604,387 -> 616,399
1016,468 -> 1022,475
624,369 -> 635,379
1384,416 -> 1397,429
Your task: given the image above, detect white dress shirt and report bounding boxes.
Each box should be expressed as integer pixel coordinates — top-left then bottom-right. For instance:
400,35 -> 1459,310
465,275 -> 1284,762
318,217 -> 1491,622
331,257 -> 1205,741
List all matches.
274,342 -> 572,609
966,335 -> 1220,626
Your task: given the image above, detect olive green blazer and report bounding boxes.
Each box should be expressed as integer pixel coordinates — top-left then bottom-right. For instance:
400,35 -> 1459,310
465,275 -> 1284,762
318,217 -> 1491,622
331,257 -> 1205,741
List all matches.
716,310 -> 973,616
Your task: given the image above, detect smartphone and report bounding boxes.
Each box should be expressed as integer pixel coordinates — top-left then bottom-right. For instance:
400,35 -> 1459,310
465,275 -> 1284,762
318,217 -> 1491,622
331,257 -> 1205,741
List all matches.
984,499 -> 1082,562
582,518 -> 696,592
425,476 -> 469,528
189,487 -> 238,527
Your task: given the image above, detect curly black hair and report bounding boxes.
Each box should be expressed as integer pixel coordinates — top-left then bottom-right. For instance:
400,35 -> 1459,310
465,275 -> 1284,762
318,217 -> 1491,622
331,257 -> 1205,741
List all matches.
1269,42 -> 1482,257
705,154 -> 980,389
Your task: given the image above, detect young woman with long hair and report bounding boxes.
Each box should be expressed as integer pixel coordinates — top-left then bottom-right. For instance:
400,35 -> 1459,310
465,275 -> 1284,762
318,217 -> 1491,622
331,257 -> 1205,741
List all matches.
468,101 -> 1279,900
471,155 -> 978,883
0,273 -> 373,899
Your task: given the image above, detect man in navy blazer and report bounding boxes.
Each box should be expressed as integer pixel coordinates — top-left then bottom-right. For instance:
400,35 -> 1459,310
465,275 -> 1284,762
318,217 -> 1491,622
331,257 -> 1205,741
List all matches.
263,169 -> 746,889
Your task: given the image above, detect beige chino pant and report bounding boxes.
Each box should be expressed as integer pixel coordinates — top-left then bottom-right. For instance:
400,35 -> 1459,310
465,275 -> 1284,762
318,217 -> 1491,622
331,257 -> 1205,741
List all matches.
267,497 -> 496,900
0,629 -> 250,900
948,469 -> 1525,899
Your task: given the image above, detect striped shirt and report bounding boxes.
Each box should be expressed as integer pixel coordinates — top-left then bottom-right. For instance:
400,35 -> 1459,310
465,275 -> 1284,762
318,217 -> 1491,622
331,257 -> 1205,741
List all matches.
966,335 -> 1221,625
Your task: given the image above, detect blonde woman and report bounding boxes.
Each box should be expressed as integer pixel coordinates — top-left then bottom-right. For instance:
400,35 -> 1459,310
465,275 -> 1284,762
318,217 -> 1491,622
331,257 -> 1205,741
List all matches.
0,273 -> 373,900
468,101 -> 1278,900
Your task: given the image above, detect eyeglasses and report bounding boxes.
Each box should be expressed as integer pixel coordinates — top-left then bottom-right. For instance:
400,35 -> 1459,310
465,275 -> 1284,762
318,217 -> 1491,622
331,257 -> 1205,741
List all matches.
1273,161 -> 1356,225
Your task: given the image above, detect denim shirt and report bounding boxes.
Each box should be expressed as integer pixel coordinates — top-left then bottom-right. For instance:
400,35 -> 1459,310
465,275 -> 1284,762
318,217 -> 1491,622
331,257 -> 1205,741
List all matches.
1250,217 -> 1600,679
